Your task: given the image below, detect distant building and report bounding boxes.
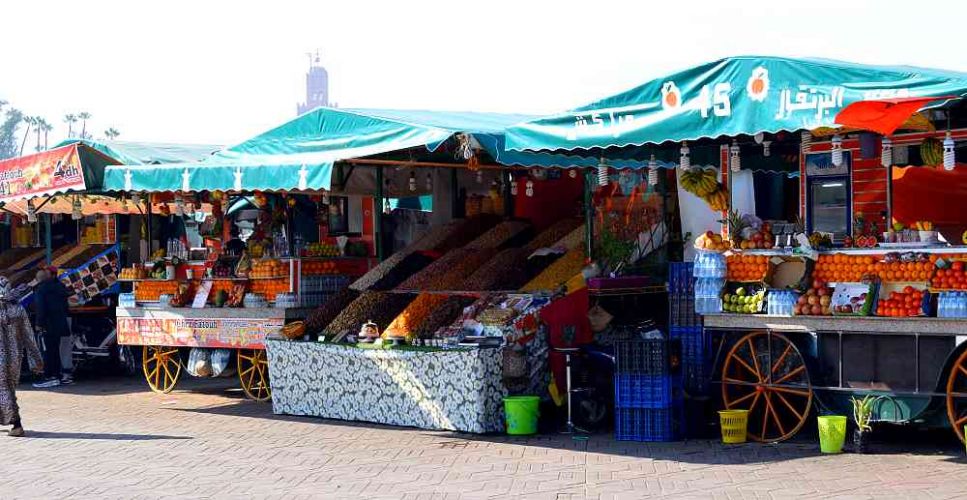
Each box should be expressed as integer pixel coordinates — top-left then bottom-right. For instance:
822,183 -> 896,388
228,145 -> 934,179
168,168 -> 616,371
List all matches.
297,51 -> 331,115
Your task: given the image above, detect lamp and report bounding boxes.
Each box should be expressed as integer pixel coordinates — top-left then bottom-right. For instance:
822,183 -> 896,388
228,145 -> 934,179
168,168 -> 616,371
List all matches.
71,196 -> 83,220
476,169 -> 484,184
762,140 -> 772,157
831,134 -> 843,167
26,199 -> 37,223
408,171 -> 416,192
510,177 -> 518,196
944,132 -> 956,171
881,137 -> 893,168
801,131 -> 812,153
729,141 -> 741,172
680,142 -> 691,170
425,173 -> 433,190
647,154 -> 659,186
525,180 -> 534,197
568,169 -> 577,178
597,158 -> 609,186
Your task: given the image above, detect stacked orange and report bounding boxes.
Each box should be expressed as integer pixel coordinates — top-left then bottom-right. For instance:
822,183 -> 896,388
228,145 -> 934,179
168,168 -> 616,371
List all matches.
134,281 -> 179,302
873,259 -> 934,282
876,286 -> 925,317
933,261 -> 967,290
302,260 -> 339,276
249,278 -> 290,301
251,259 -> 287,279
814,254 -> 879,283
726,255 -> 770,281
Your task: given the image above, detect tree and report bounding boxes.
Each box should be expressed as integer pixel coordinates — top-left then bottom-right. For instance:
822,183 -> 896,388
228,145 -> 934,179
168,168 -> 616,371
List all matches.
34,117 -> 44,152
40,120 -> 53,150
0,107 -> 24,160
78,112 -> 91,139
64,113 -> 77,137
20,116 -> 35,156
104,127 -> 120,140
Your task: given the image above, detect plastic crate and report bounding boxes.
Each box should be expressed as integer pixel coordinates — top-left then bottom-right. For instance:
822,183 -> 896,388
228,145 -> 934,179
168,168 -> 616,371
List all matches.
669,326 -> 712,396
615,373 -> 678,409
668,262 -> 695,295
614,405 -> 684,442
615,339 -> 677,375
669,295 -> 700,328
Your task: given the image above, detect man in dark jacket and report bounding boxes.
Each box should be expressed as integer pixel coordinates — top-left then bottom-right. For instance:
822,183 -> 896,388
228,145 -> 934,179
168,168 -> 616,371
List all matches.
32,268 -> 72,388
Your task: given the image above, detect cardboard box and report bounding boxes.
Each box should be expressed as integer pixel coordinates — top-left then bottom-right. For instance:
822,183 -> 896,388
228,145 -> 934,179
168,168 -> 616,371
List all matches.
830,282 -> 876,316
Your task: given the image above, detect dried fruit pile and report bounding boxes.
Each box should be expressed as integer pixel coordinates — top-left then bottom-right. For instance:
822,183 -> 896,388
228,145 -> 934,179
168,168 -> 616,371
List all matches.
465,221 -> 532,250
524,218 -> 583,251
383,293 -> 448,337
415,296 -> 475,338
349,220 -> 468,291
520,250 -> 586,292
369,252 -> 435,291
434,215 -> 500,251
322,291 -> 415,338
305,288 -> 360,333
396,248 -> 496,291
552,224 -> 587,251
464,248 -> 531,291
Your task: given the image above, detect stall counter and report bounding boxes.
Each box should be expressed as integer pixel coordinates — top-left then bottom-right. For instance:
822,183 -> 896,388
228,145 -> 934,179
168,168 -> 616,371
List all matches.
265,339 -> 507,433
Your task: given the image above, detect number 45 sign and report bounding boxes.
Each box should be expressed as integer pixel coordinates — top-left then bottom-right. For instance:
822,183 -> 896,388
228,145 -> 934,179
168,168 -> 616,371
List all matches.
698,83 -> 732,118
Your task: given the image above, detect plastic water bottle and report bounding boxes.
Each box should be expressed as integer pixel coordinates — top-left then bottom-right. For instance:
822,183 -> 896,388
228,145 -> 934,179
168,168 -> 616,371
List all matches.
957,293 -> 966,318
940,293 -> 948,318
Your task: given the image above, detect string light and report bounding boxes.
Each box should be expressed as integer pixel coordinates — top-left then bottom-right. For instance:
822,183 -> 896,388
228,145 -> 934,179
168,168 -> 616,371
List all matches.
568,169 -> 577,178
944,132 -> 956,171
476,169 -> 484,184
71,196 -> 83,220
729,141 -> 741,172
425,173 -> 433,190
510,177 -> 518,196
408,171 -> 417,192
26,199 -> 37,223
881,137 -> 893,168
801,131 -> 812,153
647,154 -> 659,186
762,140 -> 772,157
831,134 -> 844,167
679,142 -> 690,170
525,180 -> 534,197
597,158 -> 609,186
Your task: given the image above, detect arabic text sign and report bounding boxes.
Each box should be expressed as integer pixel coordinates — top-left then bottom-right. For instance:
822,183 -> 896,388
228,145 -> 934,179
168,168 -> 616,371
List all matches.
0,145 -> 86,201
117,316 -> 281,349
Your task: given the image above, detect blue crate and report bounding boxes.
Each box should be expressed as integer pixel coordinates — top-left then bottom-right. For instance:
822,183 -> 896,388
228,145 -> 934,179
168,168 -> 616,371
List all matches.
615,339 -> 674,375
615,373 -> 679,409
668,262 -> 695,295
669,326 -> 712,396
669,326 -> 708,361
669,295 -> 700,328
614,405 -> 684,442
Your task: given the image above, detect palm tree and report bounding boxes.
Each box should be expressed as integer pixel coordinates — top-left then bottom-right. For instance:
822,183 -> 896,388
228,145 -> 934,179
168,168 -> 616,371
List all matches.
78,112 -> 91,139
20,116 -> 35,155
34,117 -> 43,152
64,114 -> 77,137
41,120 -> 53,150
104,128 -> 120,140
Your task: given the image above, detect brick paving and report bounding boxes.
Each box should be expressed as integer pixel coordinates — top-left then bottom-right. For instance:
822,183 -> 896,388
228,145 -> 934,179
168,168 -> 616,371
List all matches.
3,375 -> 966,499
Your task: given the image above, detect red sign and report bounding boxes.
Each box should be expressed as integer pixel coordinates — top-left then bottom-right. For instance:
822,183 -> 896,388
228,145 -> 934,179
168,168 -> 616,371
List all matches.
117,316 -> 281,349
0,144 -> 87,202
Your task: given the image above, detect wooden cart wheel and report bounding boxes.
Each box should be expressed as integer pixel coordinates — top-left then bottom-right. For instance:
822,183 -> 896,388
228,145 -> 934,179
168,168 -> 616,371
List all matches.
945,349 -> 967,444
721,332 -> 813,442
142,346 -> 182,394
238,349 -> 271,402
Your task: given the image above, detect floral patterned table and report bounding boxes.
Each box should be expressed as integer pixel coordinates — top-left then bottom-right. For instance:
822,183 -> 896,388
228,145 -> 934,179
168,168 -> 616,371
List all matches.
265,339 -> 507,433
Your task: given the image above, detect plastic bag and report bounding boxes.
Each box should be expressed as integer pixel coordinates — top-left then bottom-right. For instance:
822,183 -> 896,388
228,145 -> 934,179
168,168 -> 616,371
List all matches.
210,349 -> 234,377
187,348 -> 212,377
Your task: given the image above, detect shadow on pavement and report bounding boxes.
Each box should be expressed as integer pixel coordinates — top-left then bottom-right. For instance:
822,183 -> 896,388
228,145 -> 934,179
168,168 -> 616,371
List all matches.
22,431 -> 192,441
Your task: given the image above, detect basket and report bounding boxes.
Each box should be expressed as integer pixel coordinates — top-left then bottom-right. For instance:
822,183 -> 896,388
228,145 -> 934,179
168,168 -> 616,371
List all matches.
279,321 -> 306,340
718,409 -> 749,444
817,415 -> 847,454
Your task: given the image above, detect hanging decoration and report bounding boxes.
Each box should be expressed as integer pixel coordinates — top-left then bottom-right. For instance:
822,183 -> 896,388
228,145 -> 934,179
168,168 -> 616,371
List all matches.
680,142 -> 691,170
510,177 -> 518,196
26,199 -> 37,223
408,171 -> 417,192
831,134 -> 844,167
729,141 -> 741,172
383,198 -> 392,215
71,195 -> 83,220
425,173 -> 433,191
475,169 -> 484,184
597,158 -> 609,186
647,154 -> 659,186
881,137 -> 893,168
568,169 -> 577,178
944,132 -> 956,171
525,180 -> 534,197
762,140 -> 772,157
801,131 -> 812,153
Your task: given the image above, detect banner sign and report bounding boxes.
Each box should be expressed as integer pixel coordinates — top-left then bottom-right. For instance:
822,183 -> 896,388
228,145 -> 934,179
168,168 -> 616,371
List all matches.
0,144 -> 87,202
56,245 -> 121,306
117,316 -> 281,349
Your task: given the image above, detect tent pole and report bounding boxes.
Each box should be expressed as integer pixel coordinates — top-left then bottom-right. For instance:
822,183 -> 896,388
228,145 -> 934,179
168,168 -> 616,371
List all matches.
886,165 -> 893,231
374,166 -> 384,262
584,169 -> 594,260
45,213 -> 52,265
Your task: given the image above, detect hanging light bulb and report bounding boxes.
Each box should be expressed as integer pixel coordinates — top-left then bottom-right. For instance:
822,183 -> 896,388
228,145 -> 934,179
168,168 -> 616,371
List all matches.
26,199 -> 37,223
383,198 -> 392,214
408,171 -> 417,192
679,142 -> 691,170
510,177 -> 518,196
729,141 -> 741,172
597,158 -> 609,186
475,169 -> 484,184
762,140 -> 772,157
425,173 -> 433,190
801,131 -> 812,153
525,180 -> 534,197
71,195 -> 83,220
881,137 -> 893,168
831,134 -> 844,167
647,155 -> 659,186
321,192 -> 329,204
944,132 -> 956,171
568,169 -> 577,178
174,196 -> 185,217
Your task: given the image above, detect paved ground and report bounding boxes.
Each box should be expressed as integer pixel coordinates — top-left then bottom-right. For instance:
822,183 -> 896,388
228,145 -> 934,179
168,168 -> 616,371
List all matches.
3,374 -> 966,499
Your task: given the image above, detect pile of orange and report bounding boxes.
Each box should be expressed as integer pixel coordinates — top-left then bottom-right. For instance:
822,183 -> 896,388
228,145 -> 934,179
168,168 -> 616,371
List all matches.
302,260 -> 339,276
726,255 -> 770,281
134,280 -> 179,302
876,286 -> 925,317
873,259 -> 934,282
932,261 -> 967,290
249,278 -> 290,301
814,254 -> 878,283
250,259 -> 287,279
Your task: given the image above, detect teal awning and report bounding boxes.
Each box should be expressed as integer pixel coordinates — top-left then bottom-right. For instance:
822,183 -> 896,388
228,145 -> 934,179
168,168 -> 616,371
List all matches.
104,107 -> 668,193
55,139 -> 221,165
505,56 -> 967,152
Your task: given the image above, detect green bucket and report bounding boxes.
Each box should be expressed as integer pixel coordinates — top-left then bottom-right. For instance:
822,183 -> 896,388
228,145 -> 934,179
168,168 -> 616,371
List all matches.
504,396 -> 540,435
817,415 -> 847,454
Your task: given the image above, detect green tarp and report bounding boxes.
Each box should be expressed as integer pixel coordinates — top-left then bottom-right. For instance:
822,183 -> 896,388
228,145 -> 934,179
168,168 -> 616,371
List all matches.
505,56 -> 967,153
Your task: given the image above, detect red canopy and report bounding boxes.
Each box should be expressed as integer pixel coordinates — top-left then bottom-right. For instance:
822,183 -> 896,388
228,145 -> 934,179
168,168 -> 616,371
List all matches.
892,165 -> 967,240
834,96 -> 957,136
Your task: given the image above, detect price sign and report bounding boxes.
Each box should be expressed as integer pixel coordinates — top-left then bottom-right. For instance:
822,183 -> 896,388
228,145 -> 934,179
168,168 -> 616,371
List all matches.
192,281 -> 213,309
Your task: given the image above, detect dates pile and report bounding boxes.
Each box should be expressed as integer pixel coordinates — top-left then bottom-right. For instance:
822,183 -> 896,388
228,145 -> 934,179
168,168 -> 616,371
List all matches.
434,215 -> 500,251
305,288 -> 360,334
524,218 -> 583,251
465,248 -> 531,291
415,296 -> 475,339
466,221 -> 532,250
369,252 -> 435,291
323,291 -> 415,339
397,248 -> 496,291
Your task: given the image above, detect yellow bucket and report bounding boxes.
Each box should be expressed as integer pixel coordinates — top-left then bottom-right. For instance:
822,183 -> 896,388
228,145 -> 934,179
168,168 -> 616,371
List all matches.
718,409 -> 749,444
817,415 -> 847,454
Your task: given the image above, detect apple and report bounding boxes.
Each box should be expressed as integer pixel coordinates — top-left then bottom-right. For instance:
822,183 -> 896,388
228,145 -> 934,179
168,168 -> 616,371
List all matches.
811,305 -> 823,315
820,295 -> 831,307
817,288 -> 829,297
793,304 -> 802,315
808,295 -> 819,306
705,231 -> 716,240
797,296 -> 808,306
813,279 -> 825,290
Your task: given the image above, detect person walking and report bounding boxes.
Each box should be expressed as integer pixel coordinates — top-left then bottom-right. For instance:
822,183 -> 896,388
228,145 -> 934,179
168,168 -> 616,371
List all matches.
0,276 -> 44,437
32,268 -> 72,387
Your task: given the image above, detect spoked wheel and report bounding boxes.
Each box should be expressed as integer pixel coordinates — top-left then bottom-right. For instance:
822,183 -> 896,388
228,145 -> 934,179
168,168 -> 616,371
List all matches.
238,349 -> 271,402
945,349 -> 967,444
142,346 -> 182,394
721,332 -> 813,442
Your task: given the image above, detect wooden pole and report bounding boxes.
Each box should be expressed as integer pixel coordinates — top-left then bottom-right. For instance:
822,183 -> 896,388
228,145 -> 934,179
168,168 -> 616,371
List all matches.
44,213 -> 52,265
374,166 -> 384,262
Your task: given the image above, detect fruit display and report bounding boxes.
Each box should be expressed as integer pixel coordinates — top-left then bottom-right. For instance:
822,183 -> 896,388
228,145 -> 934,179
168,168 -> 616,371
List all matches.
383,293 -> 448,337
524,218 -> 583,251
793,280 -> 835,316
694,231 -> 731,252
305,242 -> 340,257
722,285 -> 765,314
134,280 -> 179,302
921,137 -> 943,166
119,265 -> 149,280
322,291 -> 415,339
168,283 -> 192,307
807,232 -> 833,249
912,221 -> 935,231
305,288 -> 361,333
415,296 -> 476,339
248,278 -> 290,302
349,221 -> 470,291
465,220 -> 532,250
520,249 -> 586,292
302,260 -> 341,276
227,284 -> 246,307
814,254 -> 879,283
962,230 -> 967,245
876,285 -> 927,317
465,248 -> 532,291
726,255 -> 770,282
250,259 -> 287,279
680,167 -> 730,210
932,260 -> 967,290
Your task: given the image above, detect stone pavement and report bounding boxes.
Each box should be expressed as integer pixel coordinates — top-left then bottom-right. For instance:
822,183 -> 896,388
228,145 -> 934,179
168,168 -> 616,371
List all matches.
3,375 -> 966,499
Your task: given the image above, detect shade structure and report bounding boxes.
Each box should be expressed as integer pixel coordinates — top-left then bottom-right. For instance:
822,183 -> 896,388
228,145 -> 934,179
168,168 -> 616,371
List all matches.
55,139 -> 221,166
833,96 -> 958,136
505,56 -> 967,153
103,107 -> 670,194
0,144 -> 118,204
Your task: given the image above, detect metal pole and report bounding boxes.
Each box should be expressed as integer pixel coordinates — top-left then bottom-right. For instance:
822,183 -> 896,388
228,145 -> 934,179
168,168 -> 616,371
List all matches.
886,164 -> 893,230
44,213 -> 52,264
584,169 -> 594,260
374,166 -> 384,262
503,170 -> 514,217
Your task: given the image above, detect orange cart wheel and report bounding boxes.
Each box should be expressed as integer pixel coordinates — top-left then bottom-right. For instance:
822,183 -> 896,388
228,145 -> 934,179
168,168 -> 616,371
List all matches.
945,349 -> 967,444
142,346 -> 182,394
721,332 -> 813,443
238,349 -> 271,402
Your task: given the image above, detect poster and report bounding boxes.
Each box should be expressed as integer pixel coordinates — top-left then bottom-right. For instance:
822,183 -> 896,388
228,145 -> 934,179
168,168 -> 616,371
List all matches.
0,144 -> 87,202
57,246 -> 120,306
117,316 -> 281,349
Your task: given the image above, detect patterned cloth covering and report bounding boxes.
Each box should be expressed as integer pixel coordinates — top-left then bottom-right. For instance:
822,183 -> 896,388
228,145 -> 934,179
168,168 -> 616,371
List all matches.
266,341 -> 507,433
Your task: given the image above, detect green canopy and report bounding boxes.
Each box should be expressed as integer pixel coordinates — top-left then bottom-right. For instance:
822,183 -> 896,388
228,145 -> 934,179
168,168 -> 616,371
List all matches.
104,107 -> 666,193
505,56 -> 967,153
55,139 -> 221,166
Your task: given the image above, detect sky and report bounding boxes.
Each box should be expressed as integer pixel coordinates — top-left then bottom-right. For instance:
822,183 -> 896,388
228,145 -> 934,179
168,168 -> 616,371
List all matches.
1,0 -> 965,147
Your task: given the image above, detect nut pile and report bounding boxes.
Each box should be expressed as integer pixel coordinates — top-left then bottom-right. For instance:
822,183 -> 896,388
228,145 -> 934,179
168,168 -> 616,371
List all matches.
434,215 -> 500,251
397,248 -> 496,291
552,224 -> 587,251
520,249 -> 587,292
349,221 -> 467,291
305,288 -> 360,333
465,248 -> 531,291
383,293 -> 448,337
415,296 -> 475,338
525,218 -> 583,251
465,221 -> 532,250
369,252 -> 435,291
323,291 -> 415,338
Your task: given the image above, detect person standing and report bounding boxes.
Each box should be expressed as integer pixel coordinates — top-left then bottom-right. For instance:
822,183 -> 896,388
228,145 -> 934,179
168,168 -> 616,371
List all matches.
32,268 -> 72,387
0,276 -> 44,437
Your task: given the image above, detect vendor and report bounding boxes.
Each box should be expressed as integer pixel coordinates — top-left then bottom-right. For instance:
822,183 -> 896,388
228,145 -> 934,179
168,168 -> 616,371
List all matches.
224,226 -> 246,256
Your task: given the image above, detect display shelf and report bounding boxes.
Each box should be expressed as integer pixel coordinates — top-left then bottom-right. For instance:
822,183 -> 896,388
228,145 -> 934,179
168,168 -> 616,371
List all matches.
118,278 -> 174,283
703,313 -> 967,335
735,245 -> 967,257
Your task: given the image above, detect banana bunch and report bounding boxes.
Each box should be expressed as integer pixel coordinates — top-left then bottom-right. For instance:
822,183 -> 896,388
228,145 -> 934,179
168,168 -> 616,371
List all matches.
703,186 -> 730,211
913,220 -> 934,231
680,168 -> 719,197
921,138 -> 943,166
